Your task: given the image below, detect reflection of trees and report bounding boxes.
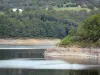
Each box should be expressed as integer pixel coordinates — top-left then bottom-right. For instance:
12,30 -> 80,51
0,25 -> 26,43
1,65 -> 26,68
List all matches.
45,53 -> 100,65
0,69 -> 99,75
0,49 -> 44,59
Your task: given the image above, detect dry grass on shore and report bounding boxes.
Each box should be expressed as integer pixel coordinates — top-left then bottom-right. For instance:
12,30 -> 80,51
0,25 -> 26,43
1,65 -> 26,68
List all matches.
0,39 -> 60,45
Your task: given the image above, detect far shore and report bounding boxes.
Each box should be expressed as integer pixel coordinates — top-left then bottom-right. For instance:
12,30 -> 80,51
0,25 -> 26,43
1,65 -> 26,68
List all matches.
0,38 -> 60,45
1,38 -> 100,58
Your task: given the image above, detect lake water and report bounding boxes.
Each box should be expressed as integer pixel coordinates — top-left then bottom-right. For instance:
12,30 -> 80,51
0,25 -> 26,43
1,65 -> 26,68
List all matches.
0,45 -> 100,75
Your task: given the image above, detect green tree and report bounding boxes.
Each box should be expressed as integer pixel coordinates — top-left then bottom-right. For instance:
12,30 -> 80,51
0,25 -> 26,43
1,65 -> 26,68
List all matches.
78,14 -> 100,42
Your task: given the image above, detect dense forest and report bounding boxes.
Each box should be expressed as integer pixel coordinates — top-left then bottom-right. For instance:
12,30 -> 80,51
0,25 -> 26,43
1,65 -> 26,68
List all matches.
0,9 -> 78,38
0,0 -> 100,39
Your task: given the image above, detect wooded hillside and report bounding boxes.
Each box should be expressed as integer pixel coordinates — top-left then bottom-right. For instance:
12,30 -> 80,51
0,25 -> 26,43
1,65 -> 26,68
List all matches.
0,0 -> 99,9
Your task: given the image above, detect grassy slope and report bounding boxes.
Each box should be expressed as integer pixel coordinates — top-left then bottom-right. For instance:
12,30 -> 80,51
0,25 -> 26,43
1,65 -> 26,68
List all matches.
53,7 -> 91,12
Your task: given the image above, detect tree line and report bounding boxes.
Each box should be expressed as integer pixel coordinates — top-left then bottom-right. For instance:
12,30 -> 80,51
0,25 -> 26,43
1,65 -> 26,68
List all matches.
0,6 -> 99,39
0,9 -> 77,38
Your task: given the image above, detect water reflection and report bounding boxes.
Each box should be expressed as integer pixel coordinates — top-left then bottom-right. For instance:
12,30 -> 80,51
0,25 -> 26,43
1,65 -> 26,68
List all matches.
0,46 -> 100,75
0,59 -> 100,70
0,49 -> 45,59
0,69 -> 99,75
45,55 -> 100,65
0,45 -> 55,49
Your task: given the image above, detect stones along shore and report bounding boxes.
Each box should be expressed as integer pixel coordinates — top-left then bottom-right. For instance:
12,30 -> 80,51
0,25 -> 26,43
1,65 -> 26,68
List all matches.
44,47 -> 100,58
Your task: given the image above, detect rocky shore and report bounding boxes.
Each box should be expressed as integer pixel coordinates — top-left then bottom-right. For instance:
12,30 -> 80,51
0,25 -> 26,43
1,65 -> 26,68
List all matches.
44,47 -> 100,58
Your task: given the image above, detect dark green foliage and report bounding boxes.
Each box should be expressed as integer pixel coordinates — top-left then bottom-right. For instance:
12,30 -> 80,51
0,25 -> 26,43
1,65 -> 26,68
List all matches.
78,14 -> 100,42
0,0 -> 99,39
0,9 -> 77,38
60,14 -> 100,47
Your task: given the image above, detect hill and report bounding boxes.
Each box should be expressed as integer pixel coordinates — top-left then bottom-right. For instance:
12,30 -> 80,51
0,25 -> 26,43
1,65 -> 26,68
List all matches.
0,0 -> 99,38
0,0 -> 99,9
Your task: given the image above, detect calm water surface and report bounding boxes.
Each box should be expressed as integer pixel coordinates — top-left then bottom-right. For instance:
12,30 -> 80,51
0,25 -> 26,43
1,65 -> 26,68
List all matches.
0,45 -> 100,75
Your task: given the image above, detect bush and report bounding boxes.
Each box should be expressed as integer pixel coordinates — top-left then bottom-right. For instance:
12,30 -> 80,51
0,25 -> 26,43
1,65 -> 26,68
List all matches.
77,14 -> 100,42
60,35 -> 78,45
60,36 -> 72,45
60,14 -> 100,47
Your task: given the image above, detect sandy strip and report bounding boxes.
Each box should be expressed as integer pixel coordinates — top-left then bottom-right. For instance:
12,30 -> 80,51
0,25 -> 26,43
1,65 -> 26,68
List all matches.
0,39 -> 60,45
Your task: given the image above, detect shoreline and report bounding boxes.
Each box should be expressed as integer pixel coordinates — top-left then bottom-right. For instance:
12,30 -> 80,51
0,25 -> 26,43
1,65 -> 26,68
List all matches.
0,39 -> 60,45
44,47 -> 100,58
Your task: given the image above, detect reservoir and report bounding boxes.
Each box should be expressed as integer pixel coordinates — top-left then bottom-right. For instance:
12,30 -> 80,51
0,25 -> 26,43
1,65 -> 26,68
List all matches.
0,45 -> 100,75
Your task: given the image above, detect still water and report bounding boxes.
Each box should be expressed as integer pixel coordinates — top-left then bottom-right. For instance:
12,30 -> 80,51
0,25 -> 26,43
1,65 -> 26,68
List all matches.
0,45 -> 100,75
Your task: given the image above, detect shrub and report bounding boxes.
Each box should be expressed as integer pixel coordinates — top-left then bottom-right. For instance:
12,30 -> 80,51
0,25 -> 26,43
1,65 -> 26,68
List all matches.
77,14 -> 100,42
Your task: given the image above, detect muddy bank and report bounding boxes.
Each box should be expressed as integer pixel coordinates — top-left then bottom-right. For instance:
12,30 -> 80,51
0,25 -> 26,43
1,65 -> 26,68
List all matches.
0,39 -> 60,45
